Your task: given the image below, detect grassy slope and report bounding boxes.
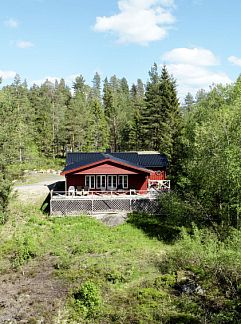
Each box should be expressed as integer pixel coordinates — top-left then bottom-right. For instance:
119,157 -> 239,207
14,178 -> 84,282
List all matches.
1,203 -> 241,323
0,203 -> 171,323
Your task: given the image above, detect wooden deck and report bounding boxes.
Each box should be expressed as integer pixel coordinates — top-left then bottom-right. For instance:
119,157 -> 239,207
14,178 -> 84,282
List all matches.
50,179 -> 170,216
50,189 -> 162,216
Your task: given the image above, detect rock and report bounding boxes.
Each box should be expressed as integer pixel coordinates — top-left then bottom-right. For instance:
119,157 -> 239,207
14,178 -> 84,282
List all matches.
174,271 -> 204,295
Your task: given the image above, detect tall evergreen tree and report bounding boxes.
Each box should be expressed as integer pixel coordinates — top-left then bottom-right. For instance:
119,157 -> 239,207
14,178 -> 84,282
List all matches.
141,64 -> 180,157
183,92 -> 195,111
92,72 -> 101,100
7,75 -> 35,162
141,63 -> 161,150
103,77 -> 117,151
128,81 -> 145,150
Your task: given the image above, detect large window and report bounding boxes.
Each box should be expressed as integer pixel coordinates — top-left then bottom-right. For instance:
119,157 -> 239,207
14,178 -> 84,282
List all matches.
84,175 -> 128,190
85,175 -> 95,189
118,175 -> 128,189
96,175 -> 106,189
107,175 -> 117,190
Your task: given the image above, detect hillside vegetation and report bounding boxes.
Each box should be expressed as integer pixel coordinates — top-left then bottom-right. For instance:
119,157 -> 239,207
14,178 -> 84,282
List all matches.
1,203 -> 241,323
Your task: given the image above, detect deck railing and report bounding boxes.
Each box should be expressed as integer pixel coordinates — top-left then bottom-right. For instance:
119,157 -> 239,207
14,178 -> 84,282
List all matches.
51,187 -> 170,200
50,180 -> 170,215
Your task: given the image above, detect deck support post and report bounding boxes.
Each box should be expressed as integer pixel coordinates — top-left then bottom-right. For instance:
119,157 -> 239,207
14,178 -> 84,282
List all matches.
91,198 -> 94,215
50,190 -> 53,215
129,197 -> 132,212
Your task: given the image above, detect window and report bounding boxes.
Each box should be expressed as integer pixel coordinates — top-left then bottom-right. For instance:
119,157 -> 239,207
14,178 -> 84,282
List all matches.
107,175 -> 117,189
85,175 -> 95,189
96,175 -> 106,189
118,175 -> 128,189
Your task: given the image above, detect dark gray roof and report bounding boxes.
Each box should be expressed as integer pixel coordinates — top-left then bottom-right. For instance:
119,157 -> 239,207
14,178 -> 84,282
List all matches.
63,151 -> 168,173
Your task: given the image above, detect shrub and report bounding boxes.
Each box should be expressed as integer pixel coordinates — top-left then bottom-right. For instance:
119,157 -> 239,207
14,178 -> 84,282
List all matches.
160,226 -> 241,323
69,281 -> 102,320
158,191 -> 202,227
11,236 -> 38,268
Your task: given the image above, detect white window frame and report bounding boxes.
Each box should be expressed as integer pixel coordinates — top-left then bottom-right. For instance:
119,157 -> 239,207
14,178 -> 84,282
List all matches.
85,175 -> 95,189
107,175 -> 117,190
96,175 -> 106,189
118,175 -> 128,189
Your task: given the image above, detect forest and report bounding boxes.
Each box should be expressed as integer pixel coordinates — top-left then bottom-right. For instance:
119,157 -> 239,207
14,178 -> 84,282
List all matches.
1,64 -> 241,322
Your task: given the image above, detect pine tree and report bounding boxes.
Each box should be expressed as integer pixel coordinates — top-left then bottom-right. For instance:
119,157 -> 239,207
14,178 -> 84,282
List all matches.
6,75 -> 35,162
89,98 -> 109,151
128,81 -> 145,150
183,92 -> 195,111
141,63 -> 162,150
52,79 -> 71,157
140,64 -> 181,161
92,72 -> 101,100
103,77 -> 117,150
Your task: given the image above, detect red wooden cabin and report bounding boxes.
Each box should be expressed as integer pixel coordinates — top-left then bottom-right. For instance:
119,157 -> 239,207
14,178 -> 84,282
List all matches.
61,151 -> 169,194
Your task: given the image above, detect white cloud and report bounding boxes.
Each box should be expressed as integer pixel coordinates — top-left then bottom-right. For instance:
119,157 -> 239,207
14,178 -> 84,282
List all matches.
162,47 -> 232,99
4,18 -> 19,28
0,70 -> 16,80
94,0 -> 176,45
16,40 -> 34,49
228,55 -> 241,67
163,47 -> 218,66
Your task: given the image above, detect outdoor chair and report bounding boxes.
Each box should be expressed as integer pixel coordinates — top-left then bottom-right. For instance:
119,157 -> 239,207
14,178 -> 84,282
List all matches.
83,186 -> 89,196
68,186 -> 75,196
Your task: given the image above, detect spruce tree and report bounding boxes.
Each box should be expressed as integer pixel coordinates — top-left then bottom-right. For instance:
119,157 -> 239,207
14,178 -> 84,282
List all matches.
128,81 -> 145,150
92,72 -> 101,100
140,64 -> 181,161
141,63 -> 161,150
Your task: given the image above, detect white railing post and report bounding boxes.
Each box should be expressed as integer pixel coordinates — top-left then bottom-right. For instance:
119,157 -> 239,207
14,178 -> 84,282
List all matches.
50,191 -> 52,215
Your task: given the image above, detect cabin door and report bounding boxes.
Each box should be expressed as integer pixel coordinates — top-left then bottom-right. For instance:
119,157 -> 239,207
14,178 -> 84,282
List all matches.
107,175 -> 117,190
96,175 -> 106,191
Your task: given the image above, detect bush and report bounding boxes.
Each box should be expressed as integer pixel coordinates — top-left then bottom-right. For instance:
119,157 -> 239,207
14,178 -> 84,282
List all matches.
11,236 -> 38,268
69,281 -> 102,320
158,191 -> 203,227
0,168 -> 12,224
160,226 -> 241,323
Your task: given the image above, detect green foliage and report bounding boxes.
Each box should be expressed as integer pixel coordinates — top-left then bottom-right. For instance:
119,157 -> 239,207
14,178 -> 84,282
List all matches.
141,64 -> 181,161
180,81 -> 241,229
127,211 -> 181,243
0,167 -> 12,224
11,236 -> 38,268
160,226 -> 241,323
158,192 -> 203,227
2,202 -> 241,322
69,281 -> 101,319
2,68 -> 241,322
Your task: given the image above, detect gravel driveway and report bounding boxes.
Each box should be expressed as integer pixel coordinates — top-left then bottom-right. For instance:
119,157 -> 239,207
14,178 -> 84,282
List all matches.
14,174 -> 64,202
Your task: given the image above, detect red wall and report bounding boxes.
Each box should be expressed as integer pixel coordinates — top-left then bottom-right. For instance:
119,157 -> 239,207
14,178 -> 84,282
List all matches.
67,174 -> 85,189
75,162 -> 138,174
128,174 -> 148,191
66,170 -> 166,191
149,170 -> 166,180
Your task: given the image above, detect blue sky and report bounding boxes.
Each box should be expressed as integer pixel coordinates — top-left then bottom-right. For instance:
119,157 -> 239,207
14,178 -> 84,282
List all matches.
1,0 -> 241,98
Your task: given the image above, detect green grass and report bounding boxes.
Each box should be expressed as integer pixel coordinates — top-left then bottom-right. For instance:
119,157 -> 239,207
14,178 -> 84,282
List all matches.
0,203 -> 170,322
1,203 -> 241,323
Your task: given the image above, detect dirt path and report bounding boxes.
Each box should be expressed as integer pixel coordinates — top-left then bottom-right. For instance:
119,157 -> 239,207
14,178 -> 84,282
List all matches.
0,255 -> 68,323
